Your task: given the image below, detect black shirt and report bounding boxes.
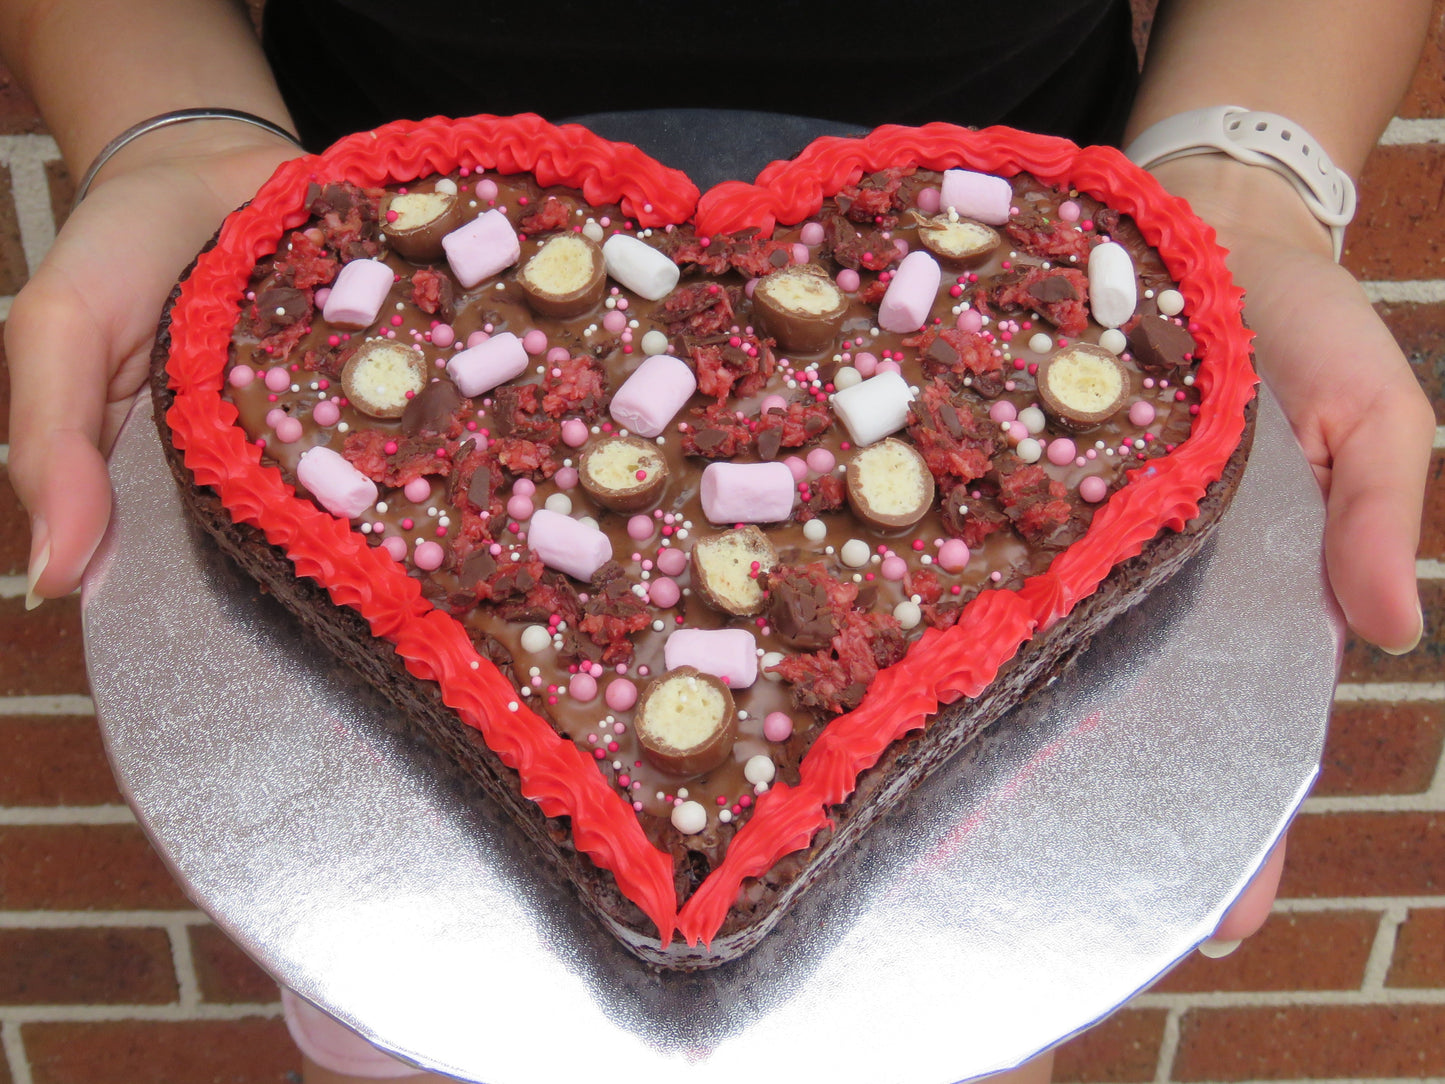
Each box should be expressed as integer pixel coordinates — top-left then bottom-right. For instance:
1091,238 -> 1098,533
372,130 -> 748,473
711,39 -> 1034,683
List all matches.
263,0 -> 1140,152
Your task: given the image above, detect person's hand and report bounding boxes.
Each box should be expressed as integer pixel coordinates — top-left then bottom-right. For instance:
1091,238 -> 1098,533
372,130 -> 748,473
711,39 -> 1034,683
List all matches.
1150,155 -> 1431,656
8,124 -> 302,607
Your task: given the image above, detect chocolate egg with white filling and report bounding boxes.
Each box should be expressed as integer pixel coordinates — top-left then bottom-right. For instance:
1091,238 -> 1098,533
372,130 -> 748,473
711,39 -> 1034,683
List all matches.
383,189 -> 463,262
752,264 -> 849,354
517,233 -> 606,318
1037,342 -> 1132,430
912,212 -> 1001,266
845,438 -> 935,530
634,667 -> 738,777
691,526 -> 777,617
340,340 -> 430,419
578,435 -> 668,512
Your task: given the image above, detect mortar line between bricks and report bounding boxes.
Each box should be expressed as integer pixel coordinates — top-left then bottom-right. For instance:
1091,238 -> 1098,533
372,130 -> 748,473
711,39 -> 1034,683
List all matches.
0,296 -> 9,320
0,135 -> 60,162
0,1004 -> 283,1024
1420,559 -> 1445,580
1333,683 -> 1444,702
1302,793 -> 1445,813
1,1020 -> 34,1084
166,919 -> 203,1009
0,575 -> 27,599
0,695 -> 95,715
1130,988 -> 1445,1009
1362,281 -> 1445,304
1272,895 -> 1445,911
0,910 -> 210,928
1382,116 -> 1445,143
1155,1007 -> 1183,1084
4,148 -> 56,280
1176,1079 -> 1445,1084
0,805 -> 135,825
1360,904 -> 1408,993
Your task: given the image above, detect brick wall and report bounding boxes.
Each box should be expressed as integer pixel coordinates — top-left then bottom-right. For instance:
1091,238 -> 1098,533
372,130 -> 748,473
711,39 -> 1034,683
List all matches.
0,20 -> 1442,1084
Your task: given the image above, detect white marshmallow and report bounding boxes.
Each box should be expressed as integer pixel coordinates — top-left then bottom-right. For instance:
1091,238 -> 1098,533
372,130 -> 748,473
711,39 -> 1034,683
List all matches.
1087,241 -> 1138,329
830,370 -> 915,447
602,234 -> 680,300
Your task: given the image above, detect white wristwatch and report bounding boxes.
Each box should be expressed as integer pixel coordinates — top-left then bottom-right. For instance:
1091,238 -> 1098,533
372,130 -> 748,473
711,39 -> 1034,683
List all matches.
1123,105 -> 1357,262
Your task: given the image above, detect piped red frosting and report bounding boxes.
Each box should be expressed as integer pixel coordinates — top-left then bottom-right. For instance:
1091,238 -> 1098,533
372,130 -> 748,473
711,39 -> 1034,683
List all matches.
162,113 -> 1255,949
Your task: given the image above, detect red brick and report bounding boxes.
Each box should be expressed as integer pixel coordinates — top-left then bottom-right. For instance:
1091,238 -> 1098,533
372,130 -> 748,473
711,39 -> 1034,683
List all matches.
0,825 -> 190,910
1054,1009 -> 1166,1083
1174,1004 -> 1445,1080
1280,811 -> 1445,898
1318,700 -> 1445,796
23,1019 -> 300,1084
0,65 -> 43,136
0,596 -> 88,697
1376,302 -> 1445,428
1398,0 -> 1445,118
1423,449 -> 1444,561
1388,907 -> 1445,987
0,320 -> 12,445
1154,910 -> 1378,992
1339,578 -> 1441,684
0,465 -> 30,576
1344,145 -> 1445,280
0,926 -> 176,1004
44,158 -> 73,235
0,714 -> 123,806
0,163 -> 29,293
189,924 -> 282,1004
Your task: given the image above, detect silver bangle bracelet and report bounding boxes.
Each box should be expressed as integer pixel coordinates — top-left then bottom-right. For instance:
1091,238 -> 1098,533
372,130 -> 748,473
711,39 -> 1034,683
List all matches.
72,108 -> 303,207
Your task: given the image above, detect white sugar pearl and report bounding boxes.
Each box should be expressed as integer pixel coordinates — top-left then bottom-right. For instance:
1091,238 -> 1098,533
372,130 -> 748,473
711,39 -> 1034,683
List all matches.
840,538 -> 871,568
544,493 -> 573,515
520,625 -> 551,653
641,329 -> 670,356
893,599 -> 922,629
802,518 -> 828,542
671,800 -> 707,834
1157,288 -> 1185,317
762,651 -> 785,680
1018,406 -> 1047,434
744,755 -> 776,786
582,220 -> 605,243
1099,328 -> 1127,355
832,365 -> 862,390
1016,437 -> 1042,463
434,178 -> 458,195
1028,332 -> 1053,354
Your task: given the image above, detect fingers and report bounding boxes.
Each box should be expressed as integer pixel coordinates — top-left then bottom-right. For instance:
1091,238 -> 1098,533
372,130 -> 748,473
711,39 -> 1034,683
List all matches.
1205,835 -> 1288,952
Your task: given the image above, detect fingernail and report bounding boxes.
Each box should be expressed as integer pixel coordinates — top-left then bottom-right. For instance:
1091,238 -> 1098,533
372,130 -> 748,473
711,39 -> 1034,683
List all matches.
1198,937 -> 1242,959
1381,597 -> 1424,656
25,533 -> 50,612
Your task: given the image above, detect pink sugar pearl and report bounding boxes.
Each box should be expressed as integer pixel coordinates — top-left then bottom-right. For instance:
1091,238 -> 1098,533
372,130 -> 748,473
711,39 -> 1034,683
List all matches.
512,478 -> 536,497
649,577 -> 681,608
836,268 -> 861,293
937,538 -> 970,572
265,407 -> 288,429
554,466 -> 579,489
413,540 -> 445,571
853,352 -> 878,377
988,400 -> 1018,424
656,547 -> 688,577
1058,200 -> 1081,222
228,365 -> 255,388
274,416 -> 303,444
763,711 -> 794,742
806,447 -> 836,474
603,310 -> 628,334
627,515 -> 654,541
466,329 -> 490,349
264,367 -> 291,392
561,418 -> 590,447
312,400 -> 341,427
1079,476 -> 1109,503
475,178 -> 498,200
759,394 -> 787,415
382,536 -> 408,561
522,329 -> 549,355
605,679 -> 638,711
569,673 -> 598,701
403,477 -> 431,503
916,187 -> 942,214
546,345 -> 571,364
880,556 -> 908,581
1047,437 -> 1078,466
957,309 -> 983,333
430,323 -> 455,348
800,221 -> 825,246
506,495 -> 534,520
783,455 -> 808,482
1129,400 -> 1157,426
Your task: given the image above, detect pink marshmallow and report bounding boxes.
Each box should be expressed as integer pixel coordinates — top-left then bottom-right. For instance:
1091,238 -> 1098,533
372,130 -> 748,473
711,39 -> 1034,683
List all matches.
296,446 -> 378,519
526,508 -> 612,581
664,628 -> 758,688
939,168 -> 1014,225
442,209 -> 521,288
877,250 -> 941,333
699,461 -> 795,524
322,259 -> 394,329
609,354 -> 696,437
446,331 -> 528,397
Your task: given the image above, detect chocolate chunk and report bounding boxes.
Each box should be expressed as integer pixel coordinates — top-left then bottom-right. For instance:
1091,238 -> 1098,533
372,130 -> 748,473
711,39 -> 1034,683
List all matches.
1126,314 -> 1197,374
1028,274 -> 1079,304
402,378 -> 465,437
460,547 -> 497,586
925,335 -> 960,369
766,575 -> 837,650
255,286 -> 309,332
466,464 -> 493,511
756,425 -> 782,462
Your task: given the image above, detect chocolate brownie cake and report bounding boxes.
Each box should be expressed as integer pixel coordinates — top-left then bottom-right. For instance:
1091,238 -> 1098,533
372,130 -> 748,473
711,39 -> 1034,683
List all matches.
151,114 -> 1256,969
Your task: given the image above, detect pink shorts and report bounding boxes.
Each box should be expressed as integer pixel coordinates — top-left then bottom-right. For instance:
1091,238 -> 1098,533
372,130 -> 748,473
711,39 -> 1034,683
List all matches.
280,988 -> 428,1078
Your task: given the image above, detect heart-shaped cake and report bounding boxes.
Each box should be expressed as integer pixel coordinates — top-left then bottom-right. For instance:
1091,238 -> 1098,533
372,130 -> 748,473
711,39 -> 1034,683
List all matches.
152,114 -> 1255,969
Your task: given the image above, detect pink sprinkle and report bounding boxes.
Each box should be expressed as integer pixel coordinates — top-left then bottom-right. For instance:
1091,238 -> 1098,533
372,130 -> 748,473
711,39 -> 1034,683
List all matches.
605,679 -> 638,711
836,268 -> 861,293
413,540 -> 445,571
403,477 -> 431,503
569,673 -> 598,701
311,400 -> 341,427
228,365 -> 255,388
763,711 -> 794,742
1079,476 -> 1109,503
937,538 -> 970,572
649,577 -> 681,608
561,418 -> 589,447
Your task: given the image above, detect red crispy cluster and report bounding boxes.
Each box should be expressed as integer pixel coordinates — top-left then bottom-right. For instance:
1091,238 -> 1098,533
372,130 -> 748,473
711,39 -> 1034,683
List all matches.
834,167 -> 913,226
770,609 -> 908,715
907,327 -> 1000,382
273,231 -> 338,291
519,195 -> 572,234
447,445 -> 504,543
795,472 -> 845,521
1005,218 -> 1092,264
657,227 -> 733,276
492,384 -> 560,443
906,380 -> 996,490
997,463 -> 1076,547
823,214 -> 902,272
580,564 -> 651,666
493,437 -> 557,479
690,333 -> 775,402
990,267 -> 1089,337
755,400 -> 832,460
308,182 -> 383,262
681,404 -> 753,459
661,283 -> 737,338
343,431 -> 454,488
726,235 -> 797,280
410,267 -> 454,319
903,567 -> 964,630
682,398 -> 831,461
941,483 -> 1010,549
542,354 -> 610,420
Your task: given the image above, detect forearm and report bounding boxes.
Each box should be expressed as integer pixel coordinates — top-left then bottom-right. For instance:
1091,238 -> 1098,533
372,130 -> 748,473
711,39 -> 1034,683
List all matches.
0,0 -> 293,177
1127,0 -> 1432,176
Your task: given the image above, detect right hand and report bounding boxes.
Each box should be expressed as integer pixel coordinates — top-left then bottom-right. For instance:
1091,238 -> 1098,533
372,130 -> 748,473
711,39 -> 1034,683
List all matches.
8,125 -> 302,607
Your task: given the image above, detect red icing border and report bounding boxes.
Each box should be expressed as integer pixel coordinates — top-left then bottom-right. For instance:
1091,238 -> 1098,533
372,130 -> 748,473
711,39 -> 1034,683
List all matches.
163,114 -> 1254,950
